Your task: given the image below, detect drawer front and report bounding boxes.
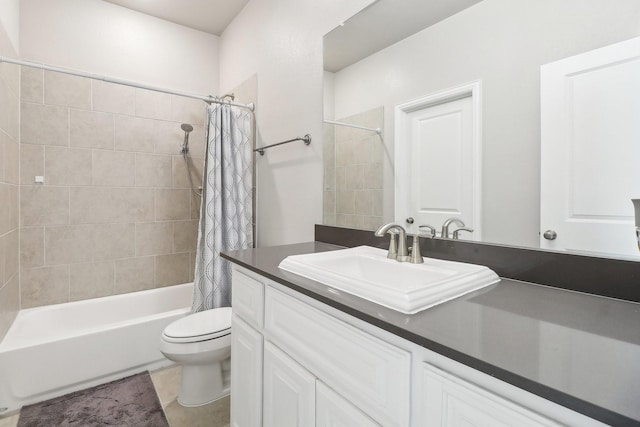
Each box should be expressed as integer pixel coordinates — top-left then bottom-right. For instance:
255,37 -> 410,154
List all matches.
232,268 -> 264,329
265,287 -> 411,427
419,364 -> 562,427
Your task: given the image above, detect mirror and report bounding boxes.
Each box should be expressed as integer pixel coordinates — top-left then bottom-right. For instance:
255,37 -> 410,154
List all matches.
322,0 -> 640,259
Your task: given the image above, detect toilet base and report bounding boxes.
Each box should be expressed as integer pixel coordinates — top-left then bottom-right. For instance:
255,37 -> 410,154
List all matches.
177,358 -> 230,407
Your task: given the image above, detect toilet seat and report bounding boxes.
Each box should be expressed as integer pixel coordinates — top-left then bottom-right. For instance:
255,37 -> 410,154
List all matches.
163,307 -> 232,343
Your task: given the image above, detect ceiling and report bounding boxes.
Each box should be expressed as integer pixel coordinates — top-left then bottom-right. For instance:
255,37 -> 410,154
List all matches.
103,0 -> 250,36
324,0 -> 482,72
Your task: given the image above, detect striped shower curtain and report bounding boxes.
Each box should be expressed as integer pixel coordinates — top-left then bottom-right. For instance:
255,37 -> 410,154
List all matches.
192,102 -> 253,312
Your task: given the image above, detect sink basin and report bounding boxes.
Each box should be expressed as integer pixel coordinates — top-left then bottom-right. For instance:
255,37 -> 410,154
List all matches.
278,246 -> 499,314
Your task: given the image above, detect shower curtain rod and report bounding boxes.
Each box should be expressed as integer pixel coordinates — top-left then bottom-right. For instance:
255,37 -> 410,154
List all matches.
0,56 -> 255,111
324,119 -> 381,135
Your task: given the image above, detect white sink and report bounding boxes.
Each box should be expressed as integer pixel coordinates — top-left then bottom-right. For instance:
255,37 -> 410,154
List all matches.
278,246 -> 499,314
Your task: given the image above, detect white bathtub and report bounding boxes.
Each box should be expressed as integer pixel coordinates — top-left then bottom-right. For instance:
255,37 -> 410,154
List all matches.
0,283 -> 193,414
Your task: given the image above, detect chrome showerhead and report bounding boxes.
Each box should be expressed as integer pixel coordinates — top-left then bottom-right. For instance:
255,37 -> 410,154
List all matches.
180,123 -> 194,154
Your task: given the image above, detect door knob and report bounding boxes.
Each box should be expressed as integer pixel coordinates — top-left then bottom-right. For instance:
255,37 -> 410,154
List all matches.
406,217 -> 414,224
543,230 -> 557,240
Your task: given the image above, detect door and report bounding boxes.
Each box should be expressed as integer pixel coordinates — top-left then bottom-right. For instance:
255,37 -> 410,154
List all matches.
540,36 -> 640,257
316,381 -> 379,427
263,341 -> 316,427
395,82 -> 481,238
231,315 -> 263,427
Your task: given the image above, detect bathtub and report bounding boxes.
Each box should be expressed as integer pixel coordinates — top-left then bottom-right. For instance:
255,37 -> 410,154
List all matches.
0,283 -> 193,414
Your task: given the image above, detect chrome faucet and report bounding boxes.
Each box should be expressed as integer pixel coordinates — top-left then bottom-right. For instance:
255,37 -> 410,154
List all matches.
452,227 -> 474,240
440,218 -> 466,239
374,223 -> 409,262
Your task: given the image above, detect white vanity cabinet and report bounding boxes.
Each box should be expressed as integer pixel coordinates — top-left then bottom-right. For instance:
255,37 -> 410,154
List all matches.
230,265 -> 605,427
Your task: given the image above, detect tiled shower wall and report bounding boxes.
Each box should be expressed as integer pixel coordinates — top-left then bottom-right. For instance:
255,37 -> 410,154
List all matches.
323,107 -> 384,230
19,67 -> 208,308
0,33 -> 20,339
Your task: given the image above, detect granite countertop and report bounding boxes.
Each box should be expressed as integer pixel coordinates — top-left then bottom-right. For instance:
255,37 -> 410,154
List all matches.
222,242 -> 640,426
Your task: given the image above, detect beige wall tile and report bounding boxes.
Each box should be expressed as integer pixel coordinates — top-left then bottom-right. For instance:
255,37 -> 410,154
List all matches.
156,189 -> 190,220
21,102 -> 69,146
0,132 -> 4,181
171,95 -> 206,126
0,184 -> 18,233
70,187 -> 154,224
45,224 -> 94,265
4,139 -> 17,185
92,80 -> 135,115
155,253 -> 190,287
154,121 -> 185,155
323,214 -> 336,226
45,146 -> 92,186
3,229 -> 17,283
188,252 -> 196,282
0,234 -> 4,287
21,66 -> 43,104
20,143 -> 44,185
0,273 -> 19,340
323,191 -> 335,215
0,185 -> 12,234
20,185 -> 69,226
93,223 -> 135,260
135,221 -> 173,256
70,261 -> 115,301
363,163 -> 383,190
44,71 -> 91,109
173,220 -> 198,253
336,190 -> 355,215
324,166 -> 335,192
172,155 -> 203,189
135,88 -> 172,121
191,193 -> 201,220
345,165 -> 364,190
372,190 -> 383,217
20,226 -> 45,269
355,190 -> 373,216
136,153 -> 172,188
115,256 -> 155,294
0,79 -> 10,133
70,109 -> 114,149
1,61 -> 19,97
114,115 -> 159,153
92,150 -> 135,187
21,265 -> 69,308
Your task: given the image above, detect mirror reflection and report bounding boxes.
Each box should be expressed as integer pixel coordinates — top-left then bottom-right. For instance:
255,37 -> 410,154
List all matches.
322,0 -> 640,260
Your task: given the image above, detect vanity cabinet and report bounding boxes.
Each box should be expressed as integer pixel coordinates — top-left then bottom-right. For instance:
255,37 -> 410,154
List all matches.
230,265 -> 604,427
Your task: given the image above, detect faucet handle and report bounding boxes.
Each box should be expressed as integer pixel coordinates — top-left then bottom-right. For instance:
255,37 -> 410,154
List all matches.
409,234 -> 424,264
386,231 -> 398,259
452,227 -> 474,240
418,225 -> 436,238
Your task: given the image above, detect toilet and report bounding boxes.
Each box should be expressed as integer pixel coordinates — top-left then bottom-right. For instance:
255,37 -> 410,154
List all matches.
160,307 -> 232,407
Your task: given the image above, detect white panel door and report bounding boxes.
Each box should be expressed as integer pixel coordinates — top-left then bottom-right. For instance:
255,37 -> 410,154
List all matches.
263,341 -> 316,427
541,36 -> 640,257
231,315 -> 263,427
395,82 -> 481,239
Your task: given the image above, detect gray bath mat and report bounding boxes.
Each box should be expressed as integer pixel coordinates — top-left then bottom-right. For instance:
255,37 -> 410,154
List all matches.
17,372 -> 169,427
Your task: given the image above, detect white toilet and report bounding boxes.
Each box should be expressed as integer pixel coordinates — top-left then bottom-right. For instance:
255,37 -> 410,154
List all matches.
160,307 -> 232,407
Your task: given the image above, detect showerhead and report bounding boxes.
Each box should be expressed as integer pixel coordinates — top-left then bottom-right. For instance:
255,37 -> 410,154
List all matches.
180,123 -> 194,154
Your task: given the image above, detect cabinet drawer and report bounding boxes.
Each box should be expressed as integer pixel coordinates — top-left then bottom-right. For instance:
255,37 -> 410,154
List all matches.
232,268 -> 264,329
419,364 -> 562,427
265,287 -> 411,427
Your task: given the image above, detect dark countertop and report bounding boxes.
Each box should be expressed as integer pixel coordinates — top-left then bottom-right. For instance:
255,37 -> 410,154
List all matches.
222,242 -> 640,426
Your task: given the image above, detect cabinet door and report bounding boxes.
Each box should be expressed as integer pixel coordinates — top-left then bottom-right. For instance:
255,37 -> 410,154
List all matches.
316,381 -> 379,427
418,364 -> 562,427
263,341 -> 315,427
231,315 -> 263,427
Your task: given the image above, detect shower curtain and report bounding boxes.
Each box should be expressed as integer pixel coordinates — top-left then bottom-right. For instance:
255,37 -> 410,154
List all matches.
192,102 -> 253,312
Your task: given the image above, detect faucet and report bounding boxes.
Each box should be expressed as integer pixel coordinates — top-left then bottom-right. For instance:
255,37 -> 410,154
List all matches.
374,223 -> 409,262
452,227 -> 474,240
440,218 -> 466,239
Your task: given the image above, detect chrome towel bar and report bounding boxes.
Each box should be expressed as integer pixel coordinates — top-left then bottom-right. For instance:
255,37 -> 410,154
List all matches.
254,134 -> 311,156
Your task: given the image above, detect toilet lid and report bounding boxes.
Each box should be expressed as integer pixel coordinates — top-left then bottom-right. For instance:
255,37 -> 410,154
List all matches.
163,307 -> 232,343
